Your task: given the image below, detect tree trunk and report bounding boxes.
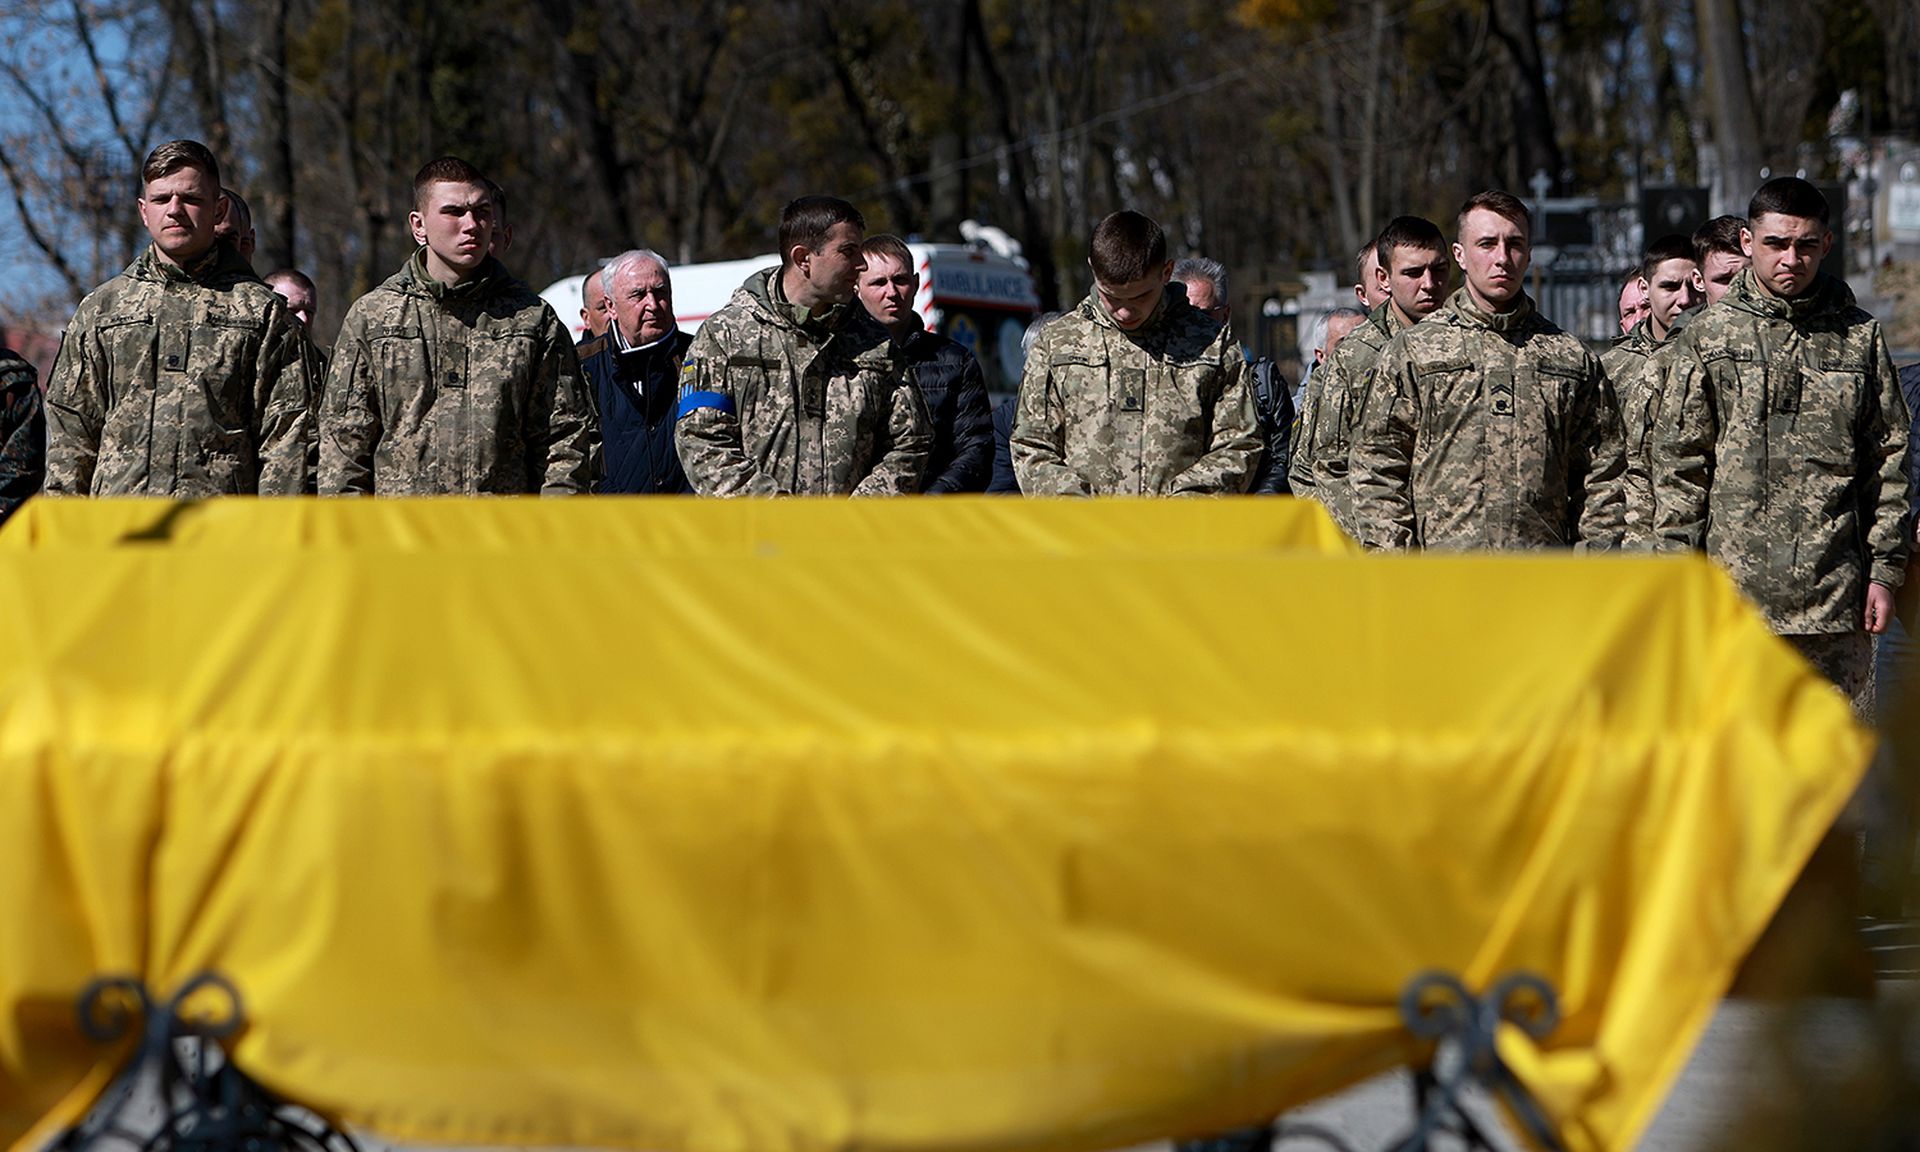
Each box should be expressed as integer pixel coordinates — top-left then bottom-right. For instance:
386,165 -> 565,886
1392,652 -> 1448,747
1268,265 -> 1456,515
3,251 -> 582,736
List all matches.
1695,0 -> 1763,207
253,0 -> 296,269
1486,0 -> 1564,190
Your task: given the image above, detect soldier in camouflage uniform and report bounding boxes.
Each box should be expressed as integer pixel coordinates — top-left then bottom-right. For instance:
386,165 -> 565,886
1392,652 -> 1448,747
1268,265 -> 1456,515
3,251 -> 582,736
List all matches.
1349,192 -> 1627,550
1291,216 -> 1450,532
675,196 -> 930,496
1601,234 -> 1700,545
1171,256 -> 1293,494
1011,210 -> 1260,496
47,141 -> 310,497
320,157 -> 596,495
1652,178 -> 1911,710
0,347 -> 45,521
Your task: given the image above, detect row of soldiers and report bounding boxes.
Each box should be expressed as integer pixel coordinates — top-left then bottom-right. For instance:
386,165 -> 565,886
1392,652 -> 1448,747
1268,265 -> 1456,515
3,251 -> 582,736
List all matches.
1284,185 -> 1911,710
21,140 -> 1916,709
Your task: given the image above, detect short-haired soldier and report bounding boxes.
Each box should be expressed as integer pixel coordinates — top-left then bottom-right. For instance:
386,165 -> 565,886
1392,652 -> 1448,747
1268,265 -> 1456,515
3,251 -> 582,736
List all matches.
1602,234 -> 1700,542
1652,177 -> 1911,710
1291,215 -> 1450,532
674,195 -> 931,495
320,156 -> 597,494
1011,210 -> 1261,495
1349,191 -> 1626,550
46,140 -> 312,496
1692,214 -> 1750,307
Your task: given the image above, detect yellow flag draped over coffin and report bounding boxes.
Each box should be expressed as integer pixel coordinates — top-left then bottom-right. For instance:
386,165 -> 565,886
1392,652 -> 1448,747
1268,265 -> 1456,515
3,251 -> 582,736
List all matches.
0,495 -> 1358,556
0,498 -> 1868,1152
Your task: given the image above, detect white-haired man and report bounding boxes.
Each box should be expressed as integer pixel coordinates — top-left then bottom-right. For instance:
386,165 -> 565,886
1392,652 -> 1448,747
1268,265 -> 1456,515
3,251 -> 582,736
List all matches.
580,249 -> 692,492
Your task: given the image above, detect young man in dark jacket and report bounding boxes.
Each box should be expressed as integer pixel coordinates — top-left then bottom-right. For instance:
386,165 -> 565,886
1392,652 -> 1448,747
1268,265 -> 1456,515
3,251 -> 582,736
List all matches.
579,251 -> 693,493
858,234 -> 993,493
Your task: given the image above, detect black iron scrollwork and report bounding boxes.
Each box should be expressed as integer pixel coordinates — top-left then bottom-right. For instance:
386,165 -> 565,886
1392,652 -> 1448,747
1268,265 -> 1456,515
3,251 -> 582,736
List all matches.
53,973 -> 360,1152
1390,970 -> 1565,1152
1175,970 -> 1566,1152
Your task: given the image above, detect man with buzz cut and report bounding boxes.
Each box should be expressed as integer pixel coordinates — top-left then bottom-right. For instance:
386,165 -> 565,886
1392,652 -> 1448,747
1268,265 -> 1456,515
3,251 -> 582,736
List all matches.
1012,210 -> 1261,496
1691,214 -> 1750,307
675,195 -> 931,496
1292,215 -> 1451,532
1602,234 -> 1700,543
1349,191 -> 1626,550
320,155 -> 596,495
46,139 -> 311,496
1653,177 -> 1910,712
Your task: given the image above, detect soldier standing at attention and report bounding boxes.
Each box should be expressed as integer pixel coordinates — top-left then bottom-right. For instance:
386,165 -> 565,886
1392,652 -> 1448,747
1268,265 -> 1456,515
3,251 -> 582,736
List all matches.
1011,210 -> 1261,496
1652,177 -> 1910,711
1602,234 -> 1700,544
1291,215 -> 1450,530
673,196 -> 930,496
1348,190 -> 1626,550
46,139 -> 312,496
319,156 -> 596,495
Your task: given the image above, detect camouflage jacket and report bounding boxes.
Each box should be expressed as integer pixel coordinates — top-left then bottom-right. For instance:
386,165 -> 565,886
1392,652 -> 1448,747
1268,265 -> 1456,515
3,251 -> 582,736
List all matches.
320,250 -> 597,495
1600,318 -> 1666,547
1288,300 -> 1404,531
0,348 -> 46,520
1349,289 -> 1627,551
1010,283 -> 1261,496
45,242 -> 311,496
674,268 -> 931,496
1650,270 -> 1911,633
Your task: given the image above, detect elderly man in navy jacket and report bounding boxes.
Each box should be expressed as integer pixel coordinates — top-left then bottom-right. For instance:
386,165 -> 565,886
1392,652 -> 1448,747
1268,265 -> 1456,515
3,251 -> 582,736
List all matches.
579,249 -> 693,493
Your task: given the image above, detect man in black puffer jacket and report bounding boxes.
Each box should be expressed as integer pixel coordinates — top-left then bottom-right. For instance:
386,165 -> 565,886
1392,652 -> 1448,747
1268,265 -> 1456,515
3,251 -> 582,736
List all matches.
858,234 -> 994,493
580,250 -> 693,494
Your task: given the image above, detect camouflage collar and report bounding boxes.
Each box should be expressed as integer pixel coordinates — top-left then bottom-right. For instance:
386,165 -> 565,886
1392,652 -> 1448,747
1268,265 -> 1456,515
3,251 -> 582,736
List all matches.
1614,317 -> 1658,352
133,239 -> 253,287
1370,299 -> 1404,338
764,267 -> 846,333
404,246 -> 507,301
1725,267 -> 1853,322
1447,286 -> 1535,333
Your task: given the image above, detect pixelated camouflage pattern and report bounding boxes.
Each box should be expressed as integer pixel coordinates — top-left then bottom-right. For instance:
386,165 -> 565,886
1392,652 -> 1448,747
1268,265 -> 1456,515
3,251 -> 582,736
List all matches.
1289,300 -> 1405,531
0,347 -> 46,520
1651,269 -> 1911,634
1010,282 -> 1261,496
1348,288 -> 1627,550
674,268 -> 931,496
45,242 -> 311,496
1787,631 -> 1876,719
320,249 -> 597,495
1600,318 -> 1666,547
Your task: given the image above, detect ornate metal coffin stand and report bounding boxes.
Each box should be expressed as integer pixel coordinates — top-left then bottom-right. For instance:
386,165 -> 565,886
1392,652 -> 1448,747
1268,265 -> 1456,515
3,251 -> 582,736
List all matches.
57,969 -> 1560,1152
51,973 -> 359,1152
1184,970 -> 1567,1152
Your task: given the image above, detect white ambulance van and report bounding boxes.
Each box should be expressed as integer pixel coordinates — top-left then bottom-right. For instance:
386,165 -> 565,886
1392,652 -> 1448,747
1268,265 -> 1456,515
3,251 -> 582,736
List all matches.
541,235 -> 1040,391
